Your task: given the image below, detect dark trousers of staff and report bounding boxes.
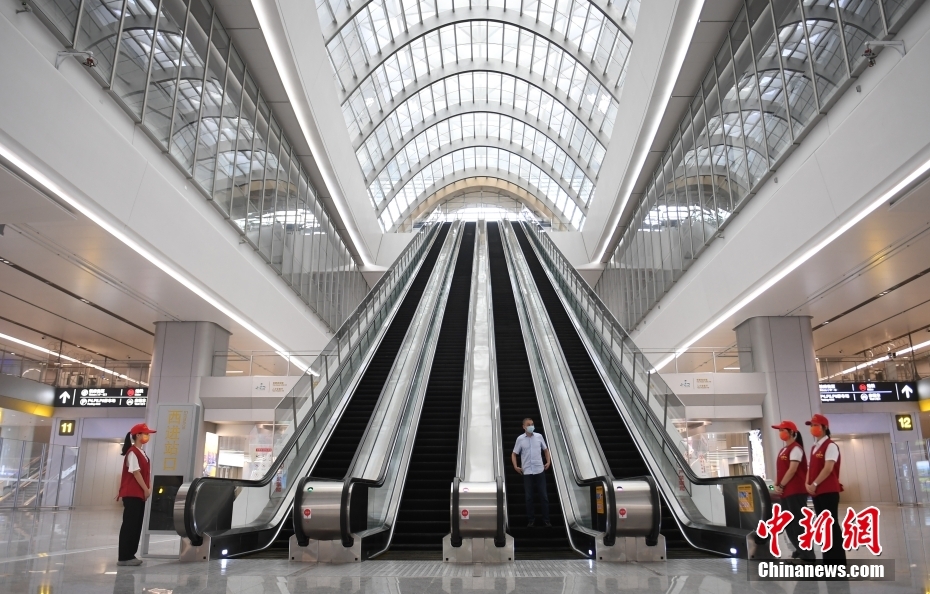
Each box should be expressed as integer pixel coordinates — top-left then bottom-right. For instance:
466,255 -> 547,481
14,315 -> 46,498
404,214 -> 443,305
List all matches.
812,492 -> 846,562
782,493 -> 815,560
118,497 -> 145,561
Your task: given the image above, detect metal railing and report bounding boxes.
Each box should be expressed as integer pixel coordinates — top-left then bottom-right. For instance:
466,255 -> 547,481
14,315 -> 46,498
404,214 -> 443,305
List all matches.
642,346 -> 753,374
519,221 -> 771,557
0,347 -> 150,388
0,439 -> 79,509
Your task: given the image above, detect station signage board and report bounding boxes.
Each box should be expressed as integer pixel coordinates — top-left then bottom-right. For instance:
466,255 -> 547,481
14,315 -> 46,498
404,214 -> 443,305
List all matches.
54,387 -> 148,408
819,381 -> 917,404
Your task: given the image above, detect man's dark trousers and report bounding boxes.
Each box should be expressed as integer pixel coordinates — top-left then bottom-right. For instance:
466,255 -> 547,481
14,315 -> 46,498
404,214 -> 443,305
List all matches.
523,472 -> 549,524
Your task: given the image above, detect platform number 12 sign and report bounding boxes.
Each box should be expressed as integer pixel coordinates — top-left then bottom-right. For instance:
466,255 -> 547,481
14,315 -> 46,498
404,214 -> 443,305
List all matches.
58,420 -> 76,436
895,414 -> 913,431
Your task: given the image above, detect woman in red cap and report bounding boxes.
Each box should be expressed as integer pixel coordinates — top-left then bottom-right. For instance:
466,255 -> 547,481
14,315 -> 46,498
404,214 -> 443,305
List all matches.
117,422 -> 156,566
805,413 -> 845,562
772,420 -> 815,561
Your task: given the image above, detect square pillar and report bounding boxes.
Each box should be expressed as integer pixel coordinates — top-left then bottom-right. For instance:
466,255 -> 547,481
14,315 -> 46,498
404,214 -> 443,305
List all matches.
735,317 -> 820,479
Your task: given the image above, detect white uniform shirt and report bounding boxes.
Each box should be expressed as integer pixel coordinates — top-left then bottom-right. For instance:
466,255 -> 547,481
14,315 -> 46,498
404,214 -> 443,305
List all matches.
811,436 -> 839,462
126,448 -> 149,473
787,445 -> 803,462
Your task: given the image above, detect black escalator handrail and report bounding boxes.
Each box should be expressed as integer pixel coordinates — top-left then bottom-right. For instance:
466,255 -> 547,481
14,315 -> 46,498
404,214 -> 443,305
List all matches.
180,223 -> 441,543
518,221 -> 773,535
335,222 -> 464,548
499,221 -> 618,548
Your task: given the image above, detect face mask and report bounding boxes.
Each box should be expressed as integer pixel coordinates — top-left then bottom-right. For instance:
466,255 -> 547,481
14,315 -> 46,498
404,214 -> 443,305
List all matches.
779,430 -> 790,442
525,425 -> 535,434
139,434 -> 150,445
810,426 -> 824,439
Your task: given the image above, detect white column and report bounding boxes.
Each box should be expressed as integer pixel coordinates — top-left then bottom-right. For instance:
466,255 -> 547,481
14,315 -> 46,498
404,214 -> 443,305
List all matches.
146,322 -> 230,467
735,317 -> 820,479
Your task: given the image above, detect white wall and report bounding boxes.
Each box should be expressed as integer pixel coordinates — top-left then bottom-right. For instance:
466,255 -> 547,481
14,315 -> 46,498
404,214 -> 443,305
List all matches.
631,2 -> 930,351
0,6 -> 334,353
74,439 -> 123,508
832,434 -> 898,504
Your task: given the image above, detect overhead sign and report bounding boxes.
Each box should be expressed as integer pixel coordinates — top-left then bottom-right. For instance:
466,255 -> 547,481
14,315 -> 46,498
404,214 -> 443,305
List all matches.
54,387 -> 148,408
819,382 -> 917,404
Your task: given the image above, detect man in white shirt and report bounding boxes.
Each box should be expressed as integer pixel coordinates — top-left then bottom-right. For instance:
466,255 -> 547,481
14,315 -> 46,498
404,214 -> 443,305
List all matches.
512,418 -> 552,527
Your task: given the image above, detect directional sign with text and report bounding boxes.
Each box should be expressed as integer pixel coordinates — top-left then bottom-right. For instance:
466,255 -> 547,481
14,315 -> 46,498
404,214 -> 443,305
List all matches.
819,382 -> 917,404
54,387 -> 148,408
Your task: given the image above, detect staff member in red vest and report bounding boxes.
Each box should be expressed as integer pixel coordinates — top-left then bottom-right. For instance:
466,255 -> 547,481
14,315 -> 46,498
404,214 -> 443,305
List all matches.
805,413 -> 845,562
772,420 -> 815,561
117,423 -> 156,566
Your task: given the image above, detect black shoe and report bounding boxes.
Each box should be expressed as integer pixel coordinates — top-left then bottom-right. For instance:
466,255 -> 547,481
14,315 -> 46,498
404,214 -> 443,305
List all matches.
527,521 -> 535,528
542,521 -> 552,527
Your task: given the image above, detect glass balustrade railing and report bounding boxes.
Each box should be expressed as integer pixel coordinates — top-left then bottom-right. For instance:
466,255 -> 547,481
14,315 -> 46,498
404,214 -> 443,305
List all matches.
177,223 -> 441,551
519,220 -> 770,557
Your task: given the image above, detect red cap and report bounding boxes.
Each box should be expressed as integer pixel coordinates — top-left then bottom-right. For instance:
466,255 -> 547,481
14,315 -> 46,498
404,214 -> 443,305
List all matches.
771,420 -> 798,432
129,423 -> 156,435
805,413 -> 830,427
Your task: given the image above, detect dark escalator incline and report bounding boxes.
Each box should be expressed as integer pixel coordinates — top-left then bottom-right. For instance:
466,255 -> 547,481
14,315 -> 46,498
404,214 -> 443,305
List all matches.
249,224 -> 452,558
510,223 -> 694,557
391,222 -> 476,557
311,223 -> 452,481
487,222 -> 574,558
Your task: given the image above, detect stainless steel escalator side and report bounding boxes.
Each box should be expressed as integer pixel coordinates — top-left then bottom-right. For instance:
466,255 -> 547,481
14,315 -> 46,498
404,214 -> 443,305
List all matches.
517,220 -> 772,559
448,220 -> 510,559
498,222 -> 636,558
293,222 -> 466,561
174,222 -> 443,556
502,224 -> 665,561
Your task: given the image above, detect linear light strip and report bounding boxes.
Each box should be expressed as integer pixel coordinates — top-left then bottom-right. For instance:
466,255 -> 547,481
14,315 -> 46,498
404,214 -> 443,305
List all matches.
654,155 -> 930,372
594,0 -> 705,262
251,0 -> 373,268
1,332 -> 146,386
0,141 -> 315,377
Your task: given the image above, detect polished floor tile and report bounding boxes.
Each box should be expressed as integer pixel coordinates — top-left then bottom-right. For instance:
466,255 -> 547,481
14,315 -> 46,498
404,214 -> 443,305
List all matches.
0,505 -> 926,594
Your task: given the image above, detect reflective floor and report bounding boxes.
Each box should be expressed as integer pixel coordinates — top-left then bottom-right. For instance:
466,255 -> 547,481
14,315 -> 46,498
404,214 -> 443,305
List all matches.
0,503 -> 927,593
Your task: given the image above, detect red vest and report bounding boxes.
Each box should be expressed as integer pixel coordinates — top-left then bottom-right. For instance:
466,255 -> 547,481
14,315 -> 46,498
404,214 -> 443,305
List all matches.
807,438 -> 842,495
776,441 -> 807,497
118,446 -> 151,499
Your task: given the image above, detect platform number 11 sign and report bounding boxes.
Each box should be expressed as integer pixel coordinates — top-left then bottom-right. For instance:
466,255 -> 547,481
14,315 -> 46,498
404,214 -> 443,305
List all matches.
895,414 -> 913,431
58,420 -> 76,436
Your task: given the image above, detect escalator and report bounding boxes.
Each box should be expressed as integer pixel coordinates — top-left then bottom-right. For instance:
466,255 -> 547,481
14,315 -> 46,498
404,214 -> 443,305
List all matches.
391,222 -> 476,555
311,223 -> 452,484
510,223 -> 693,555
486,222 -> 573,558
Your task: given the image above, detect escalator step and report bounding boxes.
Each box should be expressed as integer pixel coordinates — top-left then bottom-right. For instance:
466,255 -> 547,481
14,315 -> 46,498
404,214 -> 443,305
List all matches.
487,223 -> 574,558
391,223 -> 476,552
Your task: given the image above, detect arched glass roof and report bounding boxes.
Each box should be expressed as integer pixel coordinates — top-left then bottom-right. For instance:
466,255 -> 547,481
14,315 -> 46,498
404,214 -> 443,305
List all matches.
367,112 -> 597,209
355,72 -> 608,171
316,0 -> 642,231
379,146 -> 585,231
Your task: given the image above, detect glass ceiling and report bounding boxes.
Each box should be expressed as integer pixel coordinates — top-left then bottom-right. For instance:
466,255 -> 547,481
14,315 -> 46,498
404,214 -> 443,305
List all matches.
316,0 -> 641,231
380,146 -> 584,231
367,112 -> 597,210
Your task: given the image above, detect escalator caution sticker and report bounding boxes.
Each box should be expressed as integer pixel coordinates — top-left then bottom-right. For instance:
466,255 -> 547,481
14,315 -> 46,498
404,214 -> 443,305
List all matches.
738,484 -> 754,513
461,509 -> 470,521
618,508 -> 628,520
303,508 -> 311,519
